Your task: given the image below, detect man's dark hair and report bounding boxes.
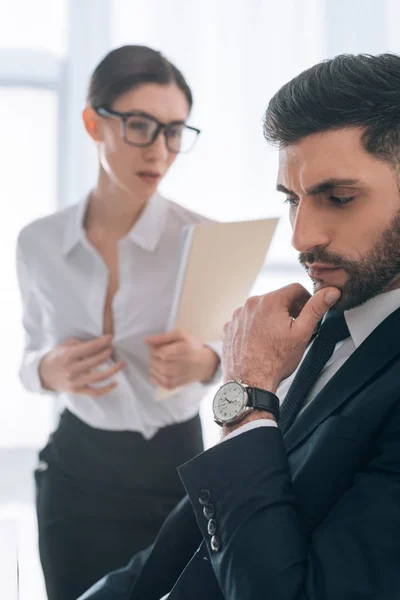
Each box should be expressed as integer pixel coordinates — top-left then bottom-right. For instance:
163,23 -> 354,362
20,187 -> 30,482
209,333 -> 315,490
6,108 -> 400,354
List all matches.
87,45 -> 193,110
264,53 -> 400,165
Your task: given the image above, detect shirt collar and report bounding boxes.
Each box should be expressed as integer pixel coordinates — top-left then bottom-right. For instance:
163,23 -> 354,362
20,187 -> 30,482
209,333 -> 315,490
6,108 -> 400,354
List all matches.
344,288 -> 400,348
62,195 -> 89,256
126,191 -> 168,251
62,192 -> 168,256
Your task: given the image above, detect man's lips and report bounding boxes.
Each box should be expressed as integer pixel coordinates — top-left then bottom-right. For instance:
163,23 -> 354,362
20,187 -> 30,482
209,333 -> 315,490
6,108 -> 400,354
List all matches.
306,263 -> 342,279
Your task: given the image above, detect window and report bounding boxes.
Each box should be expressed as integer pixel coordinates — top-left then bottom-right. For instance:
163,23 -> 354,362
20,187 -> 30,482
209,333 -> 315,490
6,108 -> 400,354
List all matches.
0,5 -> 67,598
0,85 -> 58,600
0,87 -> 58,447
0,0 -> 68,56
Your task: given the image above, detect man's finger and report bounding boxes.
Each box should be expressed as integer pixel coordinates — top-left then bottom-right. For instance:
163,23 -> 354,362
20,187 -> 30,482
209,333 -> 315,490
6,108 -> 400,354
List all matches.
145,330 -> 184,347
223,321 -> 231,335
68,335 -> 113,360
269,283 -> 311,318
289,289 -> 313,319
294,287 -> 341,337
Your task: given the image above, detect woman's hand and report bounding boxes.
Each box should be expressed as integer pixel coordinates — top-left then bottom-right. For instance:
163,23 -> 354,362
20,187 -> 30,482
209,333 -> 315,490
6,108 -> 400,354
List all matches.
146,330 -> 220,390
39,334 -> 125,397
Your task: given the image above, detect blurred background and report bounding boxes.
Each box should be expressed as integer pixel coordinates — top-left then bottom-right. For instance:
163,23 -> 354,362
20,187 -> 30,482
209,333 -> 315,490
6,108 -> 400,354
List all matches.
1,0 -> 400,597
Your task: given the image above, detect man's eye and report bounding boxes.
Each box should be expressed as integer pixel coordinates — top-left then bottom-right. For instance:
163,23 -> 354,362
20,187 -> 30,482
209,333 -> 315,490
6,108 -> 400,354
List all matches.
284,197 -> 299,207
330,196 -> 355,205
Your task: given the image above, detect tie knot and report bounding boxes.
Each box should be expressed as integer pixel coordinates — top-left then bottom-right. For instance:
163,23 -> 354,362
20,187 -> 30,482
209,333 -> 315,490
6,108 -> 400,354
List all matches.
317,309 -> 350,345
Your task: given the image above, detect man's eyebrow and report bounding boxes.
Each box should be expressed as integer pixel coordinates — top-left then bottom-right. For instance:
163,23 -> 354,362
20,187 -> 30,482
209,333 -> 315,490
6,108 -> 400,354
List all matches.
305,178 -> 360,195
276,183 -> 294,195
276,178 -> 360,196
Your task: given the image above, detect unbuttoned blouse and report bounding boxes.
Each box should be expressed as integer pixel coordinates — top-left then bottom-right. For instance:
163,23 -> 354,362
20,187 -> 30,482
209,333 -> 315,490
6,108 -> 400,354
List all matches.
16,192 -> 222,439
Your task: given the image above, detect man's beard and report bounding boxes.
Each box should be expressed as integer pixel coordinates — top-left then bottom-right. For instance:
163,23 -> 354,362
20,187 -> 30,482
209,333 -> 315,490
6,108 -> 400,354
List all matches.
299,211 -> 400,311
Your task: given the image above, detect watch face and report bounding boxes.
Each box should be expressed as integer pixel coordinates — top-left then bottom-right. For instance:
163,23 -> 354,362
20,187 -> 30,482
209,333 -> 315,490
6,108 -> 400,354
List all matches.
213,382 -> 247,424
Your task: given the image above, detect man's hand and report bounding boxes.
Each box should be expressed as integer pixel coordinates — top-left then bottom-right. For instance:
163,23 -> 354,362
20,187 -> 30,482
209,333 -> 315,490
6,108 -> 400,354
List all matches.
222,283 -> 341,393
39,335 -> 126,397
145,330 -> 220,390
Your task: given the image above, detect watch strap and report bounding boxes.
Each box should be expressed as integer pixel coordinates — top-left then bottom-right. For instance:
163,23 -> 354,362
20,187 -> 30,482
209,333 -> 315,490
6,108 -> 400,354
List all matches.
247,387 -> 280,421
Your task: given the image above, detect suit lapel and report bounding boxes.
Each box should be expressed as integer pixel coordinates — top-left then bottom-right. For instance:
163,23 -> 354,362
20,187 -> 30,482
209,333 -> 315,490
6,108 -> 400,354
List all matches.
284,306 -> 400,454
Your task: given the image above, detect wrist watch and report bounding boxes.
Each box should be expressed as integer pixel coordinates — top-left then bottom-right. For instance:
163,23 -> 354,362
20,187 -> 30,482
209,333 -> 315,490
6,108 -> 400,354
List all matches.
212,380 -> 280,426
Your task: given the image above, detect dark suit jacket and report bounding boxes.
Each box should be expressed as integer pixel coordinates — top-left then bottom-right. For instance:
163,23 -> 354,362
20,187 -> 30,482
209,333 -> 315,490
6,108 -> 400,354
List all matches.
80,307 -> 400,600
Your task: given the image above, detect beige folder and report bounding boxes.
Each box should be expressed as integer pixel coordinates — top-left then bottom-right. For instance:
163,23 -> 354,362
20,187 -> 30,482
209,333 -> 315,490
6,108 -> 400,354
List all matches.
155,217 -> 279,400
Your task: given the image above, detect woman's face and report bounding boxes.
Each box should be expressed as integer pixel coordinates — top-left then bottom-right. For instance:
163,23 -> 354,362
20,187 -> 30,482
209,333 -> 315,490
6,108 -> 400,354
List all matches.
86,82 -> 191,198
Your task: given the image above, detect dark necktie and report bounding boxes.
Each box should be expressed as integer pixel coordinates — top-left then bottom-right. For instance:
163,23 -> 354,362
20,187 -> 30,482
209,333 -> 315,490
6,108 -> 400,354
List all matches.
279,310 -> 350,434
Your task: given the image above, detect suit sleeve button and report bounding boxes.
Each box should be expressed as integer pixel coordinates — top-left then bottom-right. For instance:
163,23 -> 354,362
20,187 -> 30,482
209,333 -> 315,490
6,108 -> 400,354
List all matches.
203,503 -> 214,519
210,535 -> 221,552
207,519 -> 217,535
199,489 -> 211,505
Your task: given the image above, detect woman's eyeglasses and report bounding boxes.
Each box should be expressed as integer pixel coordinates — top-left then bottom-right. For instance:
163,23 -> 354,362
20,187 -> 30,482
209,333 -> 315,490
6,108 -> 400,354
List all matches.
95,107 -> 201,154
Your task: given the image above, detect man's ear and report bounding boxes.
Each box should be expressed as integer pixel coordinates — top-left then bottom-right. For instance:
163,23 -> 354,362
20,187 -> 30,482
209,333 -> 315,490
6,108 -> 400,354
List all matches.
82,106 -> 102,141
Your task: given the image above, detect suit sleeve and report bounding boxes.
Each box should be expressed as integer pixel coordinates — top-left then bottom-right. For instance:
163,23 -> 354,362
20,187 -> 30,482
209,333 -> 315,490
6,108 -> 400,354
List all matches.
178,410 -> 400,600
16,243 -> 55,394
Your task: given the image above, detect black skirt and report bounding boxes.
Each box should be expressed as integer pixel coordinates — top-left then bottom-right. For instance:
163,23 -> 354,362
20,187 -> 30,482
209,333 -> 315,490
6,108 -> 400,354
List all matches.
35,409 -> 203,600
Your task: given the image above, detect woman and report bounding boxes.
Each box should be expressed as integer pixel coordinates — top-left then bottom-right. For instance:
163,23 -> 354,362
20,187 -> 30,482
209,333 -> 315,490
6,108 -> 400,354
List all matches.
16,45 -> 221,600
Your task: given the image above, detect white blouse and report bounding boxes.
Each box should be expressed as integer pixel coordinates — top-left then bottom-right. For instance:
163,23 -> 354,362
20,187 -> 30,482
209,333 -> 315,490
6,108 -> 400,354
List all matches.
17,192 -> 221,439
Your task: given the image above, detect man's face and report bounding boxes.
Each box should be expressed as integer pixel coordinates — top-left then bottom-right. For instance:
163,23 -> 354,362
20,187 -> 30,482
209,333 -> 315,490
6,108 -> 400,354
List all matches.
277,128 -> 400,311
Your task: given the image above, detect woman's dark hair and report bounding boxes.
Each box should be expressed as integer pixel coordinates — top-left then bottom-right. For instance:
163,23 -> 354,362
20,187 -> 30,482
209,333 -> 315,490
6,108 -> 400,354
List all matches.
264,53 -> 400,165
87,45 -> 193,110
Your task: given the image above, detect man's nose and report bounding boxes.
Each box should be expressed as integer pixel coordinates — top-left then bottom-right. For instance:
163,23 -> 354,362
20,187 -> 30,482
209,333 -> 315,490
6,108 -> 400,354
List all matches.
291,200 -> 330,253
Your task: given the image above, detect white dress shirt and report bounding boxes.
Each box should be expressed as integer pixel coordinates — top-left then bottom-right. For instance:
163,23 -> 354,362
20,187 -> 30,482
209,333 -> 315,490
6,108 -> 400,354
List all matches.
224,288 -> 400,440
17,192 -> 221,439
